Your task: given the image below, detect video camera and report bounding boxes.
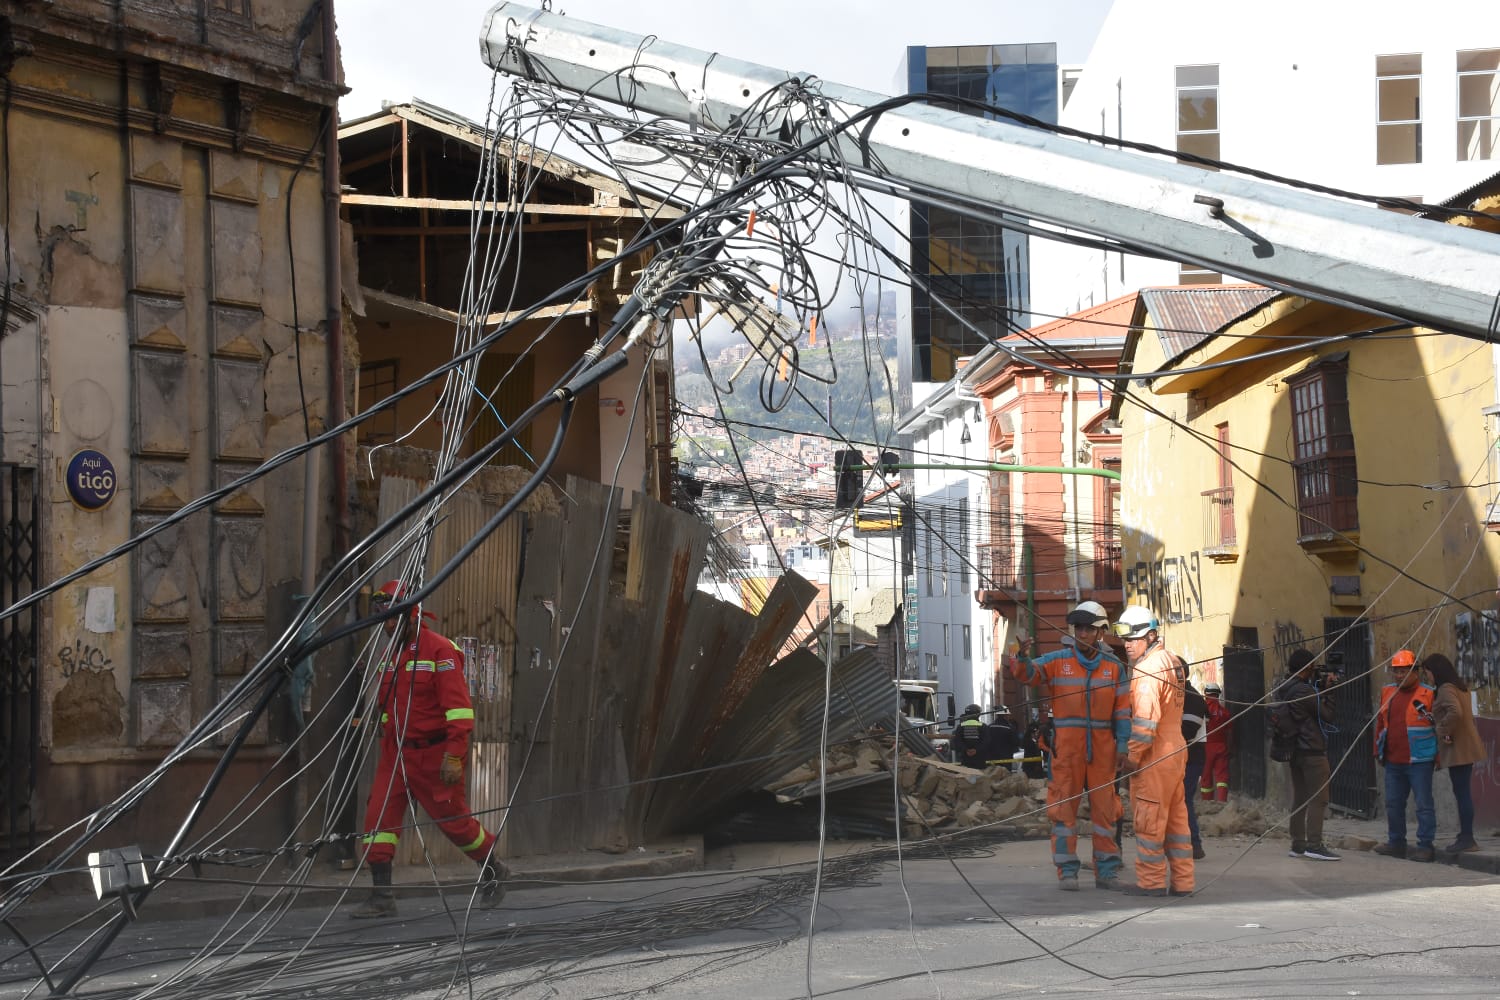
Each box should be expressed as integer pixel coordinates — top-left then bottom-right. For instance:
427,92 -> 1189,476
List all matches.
1313,650 -> 1344,690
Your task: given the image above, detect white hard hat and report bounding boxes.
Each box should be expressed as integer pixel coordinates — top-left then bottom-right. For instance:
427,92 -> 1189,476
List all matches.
1066,600 -> 1110,628
1111,605 -> 1159,639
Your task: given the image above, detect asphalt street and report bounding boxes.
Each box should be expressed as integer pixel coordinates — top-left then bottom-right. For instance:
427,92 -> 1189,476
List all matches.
4,833 -> 1498,999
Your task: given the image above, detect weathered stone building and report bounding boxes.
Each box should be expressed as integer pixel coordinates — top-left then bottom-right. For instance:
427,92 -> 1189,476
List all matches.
1,2 -> 343,855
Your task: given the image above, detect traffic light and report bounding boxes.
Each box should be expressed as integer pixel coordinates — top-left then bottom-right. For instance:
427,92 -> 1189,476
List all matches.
834,449 -> 864,509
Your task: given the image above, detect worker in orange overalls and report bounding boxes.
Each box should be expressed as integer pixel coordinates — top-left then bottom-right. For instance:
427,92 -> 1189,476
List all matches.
1113,605 -> 1194,898
1201,682 -> 1232,801
1009,601 -> 1131,891
351,580 -> 506,918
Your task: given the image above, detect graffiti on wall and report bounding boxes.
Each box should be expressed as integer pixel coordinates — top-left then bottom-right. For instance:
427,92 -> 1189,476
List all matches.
1124,552 -> 1203,624
1272,621 -> 1306,672
1454,610 -> 1500,689
58,639 -> 113,678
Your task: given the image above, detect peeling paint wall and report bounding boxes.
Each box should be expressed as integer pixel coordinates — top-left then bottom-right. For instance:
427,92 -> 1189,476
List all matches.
1121,296 -> 1500,821
5,3 -> 339,846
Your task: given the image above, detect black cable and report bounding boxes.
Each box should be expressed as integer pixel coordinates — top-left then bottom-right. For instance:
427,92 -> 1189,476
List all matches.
284,111 -> 332,443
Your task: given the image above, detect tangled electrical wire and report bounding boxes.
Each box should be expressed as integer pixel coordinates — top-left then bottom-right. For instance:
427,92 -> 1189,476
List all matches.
4,17 -> 1500,1000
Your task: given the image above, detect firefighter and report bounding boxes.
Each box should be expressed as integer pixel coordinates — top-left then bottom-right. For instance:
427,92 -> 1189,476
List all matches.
954,704 -> 989,768
1201,682 -> 1232,801
1009,601 -> 1131,891
1114,604 -> 1194,897
351,580 -> 507,918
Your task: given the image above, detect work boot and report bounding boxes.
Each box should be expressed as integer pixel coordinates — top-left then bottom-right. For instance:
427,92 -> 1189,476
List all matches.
1408,846 -> 1435,863
1121,884 -> 1192,898
350,861 -> 397,919
1094,875 -> 1125,891
1444,838 -> 1479,853
1058,874 -> 1079,892
349,889 -> 397,919
479,861 -> 509,909
1120,884 -> 1165,897
1192,844 -> 1206,860
1373,842 -> 1406,859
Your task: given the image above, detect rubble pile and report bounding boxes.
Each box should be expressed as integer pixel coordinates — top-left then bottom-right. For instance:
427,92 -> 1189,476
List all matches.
767,742 -> 1051,840
898,760 -> 1052,839
1195,798 -> 1283,839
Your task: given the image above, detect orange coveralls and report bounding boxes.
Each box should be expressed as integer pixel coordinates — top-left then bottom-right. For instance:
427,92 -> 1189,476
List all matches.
1011,645 -> 1131,881
1125,642 -> 1194,892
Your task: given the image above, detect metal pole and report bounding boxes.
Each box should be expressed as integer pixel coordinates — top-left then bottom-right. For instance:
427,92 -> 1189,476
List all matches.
858,462 -> 1121,481
479,3 -> 1500,340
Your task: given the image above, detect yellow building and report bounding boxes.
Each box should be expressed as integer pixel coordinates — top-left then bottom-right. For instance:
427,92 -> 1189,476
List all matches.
1116,182 -> 1500,820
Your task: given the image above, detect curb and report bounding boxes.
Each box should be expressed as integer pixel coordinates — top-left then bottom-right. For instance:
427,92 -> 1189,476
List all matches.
1331,833 -> 1500,874
2,839 -> 706,934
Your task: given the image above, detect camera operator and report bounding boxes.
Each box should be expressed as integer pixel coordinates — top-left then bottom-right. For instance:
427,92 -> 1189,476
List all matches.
1275,648 -> 1340,860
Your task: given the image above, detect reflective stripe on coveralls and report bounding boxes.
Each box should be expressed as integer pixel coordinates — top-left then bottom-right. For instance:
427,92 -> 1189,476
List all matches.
1126,642 -> 1194,893
1011,644 -> 1129,880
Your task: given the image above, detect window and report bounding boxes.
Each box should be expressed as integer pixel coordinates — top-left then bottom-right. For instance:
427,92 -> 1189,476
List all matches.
986,468 -> 1012,587
357,360 -> 399,445
924,515 -> 935,597
1485,406 -> 1500,529
942,625 -> 951,656
1175,65 -> 1220,165
1377,53 -> 1422,164
1176,65 -> 1221,283
1288,357 -> 1359,536
926,653 -> 939,677
962,625 -> 972,660
957,496 -> 971,592
1458,49 -> 1499,161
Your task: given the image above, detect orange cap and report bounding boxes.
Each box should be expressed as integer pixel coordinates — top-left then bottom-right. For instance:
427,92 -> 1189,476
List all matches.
1391,649 -> 1416,668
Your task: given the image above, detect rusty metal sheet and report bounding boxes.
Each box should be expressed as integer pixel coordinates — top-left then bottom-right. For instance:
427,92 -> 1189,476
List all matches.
1143,285 -> 1277,362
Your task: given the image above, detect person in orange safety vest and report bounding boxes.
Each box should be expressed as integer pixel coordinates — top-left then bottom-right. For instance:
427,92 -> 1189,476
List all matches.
1112,604 -> 1194,898
1372,648 -> 1438,862
1009,600 -> 1131,892
351,580 -> 507,919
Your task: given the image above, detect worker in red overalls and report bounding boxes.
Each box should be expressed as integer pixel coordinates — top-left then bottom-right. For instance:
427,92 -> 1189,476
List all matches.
1201,682 -> 1232,802
351,580 -> 506,918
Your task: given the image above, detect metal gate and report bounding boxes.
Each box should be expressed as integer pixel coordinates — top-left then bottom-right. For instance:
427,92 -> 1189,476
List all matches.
1,464 -> 39,858
1324,616 -> 1377,818
1222,643 -> 1267,799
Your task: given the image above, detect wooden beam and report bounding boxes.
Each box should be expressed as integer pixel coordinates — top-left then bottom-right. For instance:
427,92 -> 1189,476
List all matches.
352,221 -> 588,236
336,113 -> 400,140
339,193 -> 680,218
361,286 -> 594,326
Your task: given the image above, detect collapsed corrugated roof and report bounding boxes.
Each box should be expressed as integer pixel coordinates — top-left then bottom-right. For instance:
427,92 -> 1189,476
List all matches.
1141,285 -> 1279,364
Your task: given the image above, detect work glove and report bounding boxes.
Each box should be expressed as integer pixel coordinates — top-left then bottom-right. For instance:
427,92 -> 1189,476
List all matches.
440,753 -> 464,785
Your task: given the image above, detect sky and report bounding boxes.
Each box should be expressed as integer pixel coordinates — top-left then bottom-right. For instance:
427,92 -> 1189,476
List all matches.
335,0 -> 1115,124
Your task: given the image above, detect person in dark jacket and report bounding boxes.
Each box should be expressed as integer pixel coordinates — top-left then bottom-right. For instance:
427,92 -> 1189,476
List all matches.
954,704 -> 989,769
1278,648 -> 1340,861
1179,661 -> 1208,860
984,706 -> 1023,764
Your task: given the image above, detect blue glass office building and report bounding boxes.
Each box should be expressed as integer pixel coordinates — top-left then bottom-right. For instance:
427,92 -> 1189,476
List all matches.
902,44 -> 1059,382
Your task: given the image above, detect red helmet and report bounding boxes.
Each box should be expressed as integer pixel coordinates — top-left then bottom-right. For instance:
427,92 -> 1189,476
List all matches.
1391,649 -> 1416,668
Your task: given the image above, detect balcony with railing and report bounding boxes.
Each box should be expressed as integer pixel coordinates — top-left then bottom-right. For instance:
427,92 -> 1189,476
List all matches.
1201,486 -> 1238,563
1294,454 -> 1359,546
1093,536 -> 1122,590
977,542 -> 1018,592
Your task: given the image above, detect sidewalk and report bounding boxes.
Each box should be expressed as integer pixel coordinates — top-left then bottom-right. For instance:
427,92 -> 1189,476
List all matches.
4,835 -> 706,933
1322,813 -> 1500,874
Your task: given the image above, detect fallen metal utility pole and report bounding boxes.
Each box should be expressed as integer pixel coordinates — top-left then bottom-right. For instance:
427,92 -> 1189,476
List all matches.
480,3 -> 1500,341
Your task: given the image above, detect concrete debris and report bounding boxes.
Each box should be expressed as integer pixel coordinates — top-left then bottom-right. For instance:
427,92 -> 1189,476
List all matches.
768,743 -> 1051,839
1195,798 -> 1283,838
